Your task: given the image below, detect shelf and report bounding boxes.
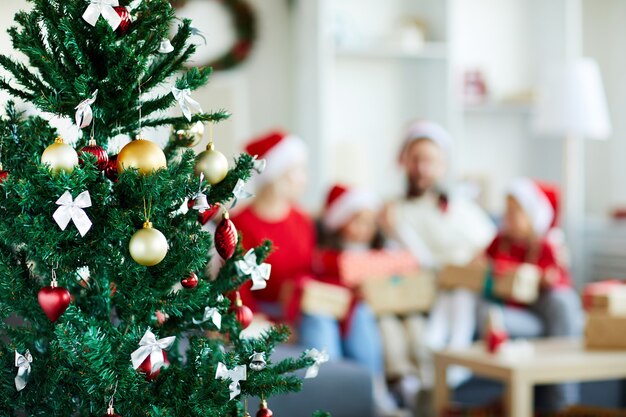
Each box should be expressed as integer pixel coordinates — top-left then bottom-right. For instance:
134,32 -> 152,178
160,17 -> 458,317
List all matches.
334,42 -> 448,60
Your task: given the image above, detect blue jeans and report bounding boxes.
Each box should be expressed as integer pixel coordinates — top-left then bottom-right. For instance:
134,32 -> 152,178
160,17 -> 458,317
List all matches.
299,302 -> 384,376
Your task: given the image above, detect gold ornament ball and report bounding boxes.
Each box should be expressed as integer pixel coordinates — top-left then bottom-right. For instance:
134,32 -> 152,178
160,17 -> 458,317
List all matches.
129,222 -> 169,266
194,143 -> 229,184
117,137 -> 167,175
41,137 -> 79,174
175,121 -> 205,147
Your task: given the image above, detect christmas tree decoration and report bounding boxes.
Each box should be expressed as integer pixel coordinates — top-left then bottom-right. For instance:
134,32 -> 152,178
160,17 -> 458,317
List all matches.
101,405 -> 121,417
131,329 -> 175,380
158,39 -> 174,53
104,154 -> 118,181
53,190 -> 93,237
14,350 -> 32,391
231,291 -> 253,329
249,351 -> 267,371
74,90 -> 98,128
215,211 -> 238,260
236,249 -> 271,291
113,6 -> 131,34
198,203 -> 220,225
304,348 -> 329,379
180,272 -> 198,289
117,135 -> 167,175
189,172 -> 211,213
256,399 -> 273,417
175,121 -> 204,147
194,142 -> 229,185
0,163 -> 8,183
172,86 -> 203,121
79,138 -> 109,170
38,272 -> 71,322
192,306 -> 221,329
129,221 -> 168,266
215,362 -> 247,400
41,136 -> 79,174
252,156 -> 267,174
82,0 -> 123,31
230,179 -> 254,209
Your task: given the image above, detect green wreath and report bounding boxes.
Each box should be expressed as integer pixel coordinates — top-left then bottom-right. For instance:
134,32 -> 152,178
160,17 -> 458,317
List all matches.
172,0 -> 257,70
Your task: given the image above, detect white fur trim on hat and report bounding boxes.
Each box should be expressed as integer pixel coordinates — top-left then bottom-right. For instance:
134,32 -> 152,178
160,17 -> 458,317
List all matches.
402,120 -> 452,157
254,135 -> 308,188
324,188 -> 381,231
508,177 -> 554,236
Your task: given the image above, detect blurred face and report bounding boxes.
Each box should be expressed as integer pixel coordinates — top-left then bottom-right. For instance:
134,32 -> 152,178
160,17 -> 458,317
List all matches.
504,196 -> 534,240
271,162 -> 309,202
402,139 -> 447,196
340,209 -> 378,245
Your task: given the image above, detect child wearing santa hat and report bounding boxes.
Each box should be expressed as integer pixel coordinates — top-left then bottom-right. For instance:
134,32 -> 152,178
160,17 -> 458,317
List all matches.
481,177 -> 582,411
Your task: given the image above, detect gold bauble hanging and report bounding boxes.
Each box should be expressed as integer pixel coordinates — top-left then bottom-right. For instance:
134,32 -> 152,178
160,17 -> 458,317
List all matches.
117,136 -> 167,175
194,142 -> 229,185
41,137 -> 79,174
129,221 -> 169,266
175,121 -> 205,147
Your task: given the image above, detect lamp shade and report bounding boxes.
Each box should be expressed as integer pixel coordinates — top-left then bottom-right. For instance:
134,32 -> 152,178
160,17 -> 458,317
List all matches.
533,58 -> 612,140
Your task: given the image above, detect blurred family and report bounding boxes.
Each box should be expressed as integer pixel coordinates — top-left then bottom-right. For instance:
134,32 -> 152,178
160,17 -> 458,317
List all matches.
230,123 -> 583,417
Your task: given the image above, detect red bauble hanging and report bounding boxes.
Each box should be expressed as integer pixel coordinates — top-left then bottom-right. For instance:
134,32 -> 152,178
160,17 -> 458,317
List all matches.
181,272 -> 199,289
105,154 -> 118,181
38,281 -> 71,322
137,351 -> 169,381
198,204 -> 220,225
231,291 -> 253,329
101,405 -> 122,417
256,400 -> 273,417
79,138 -> 109,170
0,163 -> 8,183
215,211 -> 238,260
114,6 -> 131,34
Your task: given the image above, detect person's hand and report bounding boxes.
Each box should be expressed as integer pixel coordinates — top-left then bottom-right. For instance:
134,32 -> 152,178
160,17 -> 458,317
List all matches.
380,202 -> 397,238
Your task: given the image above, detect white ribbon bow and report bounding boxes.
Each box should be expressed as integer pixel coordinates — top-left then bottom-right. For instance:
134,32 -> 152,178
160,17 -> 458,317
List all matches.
130,329 -> 176,373
172,87 -> 203,121
159,39 -> 174,53
235,249 -> 271,291
190,25 -> 207,45
229,179 -> 254,209
252,156 -> 267,174
75,90 -> 98,128
215,362 -> 247,400
15,350 -> 32,391
82,0 -> 122,31
304,348 -> 329,379
53,191 -> 93,237
192,307 -> 221,329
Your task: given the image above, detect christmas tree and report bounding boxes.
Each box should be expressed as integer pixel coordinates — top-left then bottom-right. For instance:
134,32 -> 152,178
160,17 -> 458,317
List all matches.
0,1 -> 324,416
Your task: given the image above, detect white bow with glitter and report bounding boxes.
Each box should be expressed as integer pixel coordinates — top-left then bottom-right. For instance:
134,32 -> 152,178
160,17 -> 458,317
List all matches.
82,0 -> 122,30
192,306 -> 221,329
74,90 -> 98,128
15,350 -> 32,391
304,348 -> 329,379
229,179 -> 254,209
158,39 -> 174,53
252,156 -> 266,174
53,191 -> 93,237
130,329 -> 176,372
215,362 -> 247,400
172,87 -> 203,121
235,249 -> 271,291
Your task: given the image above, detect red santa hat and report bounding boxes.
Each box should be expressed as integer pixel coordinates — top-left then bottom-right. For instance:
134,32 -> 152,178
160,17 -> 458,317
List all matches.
399,120 -> 452,163
323,184 -> 381,231
508,177 -> 560,236
245,129 -> 308,188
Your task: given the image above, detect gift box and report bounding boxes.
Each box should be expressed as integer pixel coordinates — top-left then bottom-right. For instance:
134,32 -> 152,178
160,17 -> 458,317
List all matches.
438,264 -> 487,293
360,272 -> 435,315
337,250 -> 418,287
585,313 -> 626,350
582,280 -> 626,316
300,280 -> 353,320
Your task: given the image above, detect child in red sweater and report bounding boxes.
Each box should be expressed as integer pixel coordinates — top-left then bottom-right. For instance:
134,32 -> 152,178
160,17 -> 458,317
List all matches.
482,177 -> 582,411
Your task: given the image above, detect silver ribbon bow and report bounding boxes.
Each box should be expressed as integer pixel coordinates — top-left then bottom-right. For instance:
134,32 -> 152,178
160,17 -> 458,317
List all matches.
304,348 -> 329,379
235,249 -> 271,291
215,362 -> 247,400
158,39 -> 174,54
130,329 -> 176,373
53,191 -> 93,237
252,156 -> 267,174
190,25 -> 207,45
75,90 -> 98,128
172,87 -> 203,121
229,179 -> 254,209
82,0 -> 122,31
192,306 -> 221,329
15,350 -> 32,391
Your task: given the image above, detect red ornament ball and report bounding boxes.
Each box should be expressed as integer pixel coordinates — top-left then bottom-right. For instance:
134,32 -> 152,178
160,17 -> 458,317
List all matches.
38,284 -> 71,322
215,212 -> 238,260
181,272 -> 199,289
231,298 -> 253,329
198,204 -> 220,225
101,407 -> 122,417
79,139 -> 109,170
114,6 -> 131,34
0,165 -> 8,184
256,401 -> 273,417
105,154 -> 118,181
137,351 -> 169,381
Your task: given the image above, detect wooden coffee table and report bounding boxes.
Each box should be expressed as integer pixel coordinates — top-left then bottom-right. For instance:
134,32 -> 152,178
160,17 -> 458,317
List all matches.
434,338 -> 626,417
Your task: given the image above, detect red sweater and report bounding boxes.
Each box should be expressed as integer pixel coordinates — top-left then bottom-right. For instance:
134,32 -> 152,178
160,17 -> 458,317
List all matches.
232,205 -> 316,316
486,234 -> 571,289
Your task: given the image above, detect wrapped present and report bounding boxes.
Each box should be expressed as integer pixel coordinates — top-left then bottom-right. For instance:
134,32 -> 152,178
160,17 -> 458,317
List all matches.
438,264 -> 486,293
582,280 -> 626,316
337,250 -> 418,287
585,313 -> 626,350
300,280 -> 352,320
360,272 -> 435,315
